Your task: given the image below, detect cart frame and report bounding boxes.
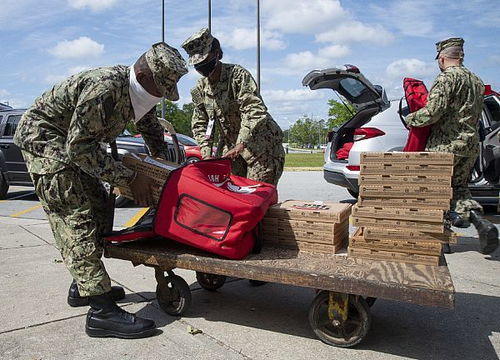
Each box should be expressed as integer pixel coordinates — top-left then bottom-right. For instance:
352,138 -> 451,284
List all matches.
104,239 -> 454,347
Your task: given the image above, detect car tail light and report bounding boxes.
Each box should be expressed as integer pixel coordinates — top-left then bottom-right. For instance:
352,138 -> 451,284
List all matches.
353,127 -> 385,141
346,165 -> 360,171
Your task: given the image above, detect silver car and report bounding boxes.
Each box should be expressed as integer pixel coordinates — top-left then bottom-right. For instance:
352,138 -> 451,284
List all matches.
302,66 -> 500,205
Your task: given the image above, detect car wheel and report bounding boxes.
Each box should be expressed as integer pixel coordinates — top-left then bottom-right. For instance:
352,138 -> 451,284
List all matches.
0,174 -> 8,200
347,189 -> 359,199
187,156 -> 200,164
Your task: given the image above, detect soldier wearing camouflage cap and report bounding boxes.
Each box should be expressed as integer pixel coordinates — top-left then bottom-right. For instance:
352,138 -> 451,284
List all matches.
406,37 -> 498,255
14,42 -> 187,338
182,28 -> 285,186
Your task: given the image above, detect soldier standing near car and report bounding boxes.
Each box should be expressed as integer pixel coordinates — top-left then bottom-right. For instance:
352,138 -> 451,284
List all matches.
181,28 -> 285,186
14,42 -> 188,338
405,37 -> 498,255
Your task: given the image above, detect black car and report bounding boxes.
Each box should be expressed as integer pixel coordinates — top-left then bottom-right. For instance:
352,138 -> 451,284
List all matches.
0,108 -> 185,206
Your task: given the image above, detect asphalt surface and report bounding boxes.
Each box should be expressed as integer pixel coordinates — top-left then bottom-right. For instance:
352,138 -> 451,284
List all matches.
0,171 -> 499,359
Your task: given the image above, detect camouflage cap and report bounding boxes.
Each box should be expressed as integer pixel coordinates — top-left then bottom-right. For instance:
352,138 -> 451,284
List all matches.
181,28 -> 214,65
145,42 -> 188,100
435,37 -> 464,59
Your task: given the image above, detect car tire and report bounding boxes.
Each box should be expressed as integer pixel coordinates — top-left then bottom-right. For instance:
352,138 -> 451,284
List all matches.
0,173 -> 8,200
347,189 -> 359,199
187,156 -> 200,164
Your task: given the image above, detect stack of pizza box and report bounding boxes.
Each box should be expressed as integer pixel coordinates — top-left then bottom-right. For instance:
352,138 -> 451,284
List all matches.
262,200 -> 351,254
348,152 -> 456,266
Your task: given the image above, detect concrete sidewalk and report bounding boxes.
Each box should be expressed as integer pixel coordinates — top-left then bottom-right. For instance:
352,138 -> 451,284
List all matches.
0,215 -> 499,360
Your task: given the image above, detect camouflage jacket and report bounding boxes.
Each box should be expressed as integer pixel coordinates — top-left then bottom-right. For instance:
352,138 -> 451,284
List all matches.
190,63 -> 283,163
405,65 -> 484,157
14,65 -> 166,187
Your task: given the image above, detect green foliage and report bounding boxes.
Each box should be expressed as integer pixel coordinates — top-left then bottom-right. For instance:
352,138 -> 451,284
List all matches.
125,100 -> 194,136
327,99 -> 355,129
156,101 -> 194,136
288,116 -> 326,147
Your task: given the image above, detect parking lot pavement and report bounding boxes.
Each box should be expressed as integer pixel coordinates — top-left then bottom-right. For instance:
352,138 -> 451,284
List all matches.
1,172 -> 499,359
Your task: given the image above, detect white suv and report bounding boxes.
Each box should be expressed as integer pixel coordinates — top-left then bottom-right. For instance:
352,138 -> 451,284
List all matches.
302,66 -> 500,205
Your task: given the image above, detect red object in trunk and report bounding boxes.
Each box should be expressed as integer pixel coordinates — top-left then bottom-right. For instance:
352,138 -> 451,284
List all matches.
402,78 -> 430,152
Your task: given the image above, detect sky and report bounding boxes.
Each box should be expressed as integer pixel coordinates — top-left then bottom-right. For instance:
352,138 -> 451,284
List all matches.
1,0 -> 500,130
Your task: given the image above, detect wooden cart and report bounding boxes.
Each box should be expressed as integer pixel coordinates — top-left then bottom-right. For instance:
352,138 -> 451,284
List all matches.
104,239 -> 454,348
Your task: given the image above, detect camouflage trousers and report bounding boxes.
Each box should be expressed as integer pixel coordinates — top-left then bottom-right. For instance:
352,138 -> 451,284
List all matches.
232,151 -> 285,186
452,155 -> 483,219
31,168 -> 112,297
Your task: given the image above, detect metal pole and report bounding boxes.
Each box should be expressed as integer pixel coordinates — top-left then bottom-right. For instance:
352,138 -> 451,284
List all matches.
208,0 -> 212,31
161,0 -> 166,119
256,0 -> 261,93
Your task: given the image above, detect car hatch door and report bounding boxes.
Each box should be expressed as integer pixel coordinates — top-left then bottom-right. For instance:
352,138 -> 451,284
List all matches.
302,66 -> 388,111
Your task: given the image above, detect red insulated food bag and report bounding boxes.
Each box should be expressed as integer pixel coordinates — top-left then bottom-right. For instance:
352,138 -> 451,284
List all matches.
153,159 -> 278,259
402,77 -> 431,152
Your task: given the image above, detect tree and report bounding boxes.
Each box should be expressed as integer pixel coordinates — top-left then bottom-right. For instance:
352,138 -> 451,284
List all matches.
289,116 -> 326,147
327,99 -> 355,129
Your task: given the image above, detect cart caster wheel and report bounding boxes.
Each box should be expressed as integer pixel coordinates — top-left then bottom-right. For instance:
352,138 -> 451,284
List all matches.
309,291 -> 371,348
196,272 -> 226,291
365,297 -> 377,307
156,274 -> 192,316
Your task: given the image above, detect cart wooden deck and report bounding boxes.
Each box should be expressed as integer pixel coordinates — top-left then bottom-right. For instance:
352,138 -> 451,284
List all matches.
104,239 -> 454,309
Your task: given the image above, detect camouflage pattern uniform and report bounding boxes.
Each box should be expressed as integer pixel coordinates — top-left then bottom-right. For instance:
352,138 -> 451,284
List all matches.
182,29 -> 285,185
405,38 -> 484,220
14,43 -> 187,296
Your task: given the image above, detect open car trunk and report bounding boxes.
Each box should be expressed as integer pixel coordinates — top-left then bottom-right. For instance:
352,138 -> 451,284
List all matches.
302,66 -> 389,162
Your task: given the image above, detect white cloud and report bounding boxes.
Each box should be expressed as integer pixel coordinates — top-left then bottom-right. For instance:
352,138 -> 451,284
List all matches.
49,37 -> 104,59
316,21 -> 394,45
0,89 -> 10,97
286,51 -> 332,72
219,28 -> 286,51
45,65 -> 91,84
385,58 -> 436,80
285,46 -> 350,73
261,89 -> 325,102
68,0 -> 117,12
318,45 -> 351,59
263,0 -> 346,34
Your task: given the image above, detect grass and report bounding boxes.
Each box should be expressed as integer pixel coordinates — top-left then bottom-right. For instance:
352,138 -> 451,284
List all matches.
284,152 -> 324,168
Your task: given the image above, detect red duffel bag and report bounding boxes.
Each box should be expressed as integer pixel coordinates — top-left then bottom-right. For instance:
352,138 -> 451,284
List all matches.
153,159 -> 277,259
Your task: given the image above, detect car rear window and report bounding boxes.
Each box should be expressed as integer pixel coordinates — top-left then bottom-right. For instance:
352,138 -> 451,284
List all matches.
3,114 -> 22,137
484,97 -> 500,126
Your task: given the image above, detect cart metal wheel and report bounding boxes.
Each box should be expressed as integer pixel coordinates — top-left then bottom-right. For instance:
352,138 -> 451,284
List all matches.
156,273 -> 192,316
309,291 -> 371,348
365,297 -> 377,307
196,272 -> 226,291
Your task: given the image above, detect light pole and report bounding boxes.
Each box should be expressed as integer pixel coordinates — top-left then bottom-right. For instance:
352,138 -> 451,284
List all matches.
208,0 -> 211,31
256,0 -> 261,93
161,0 -> 166,119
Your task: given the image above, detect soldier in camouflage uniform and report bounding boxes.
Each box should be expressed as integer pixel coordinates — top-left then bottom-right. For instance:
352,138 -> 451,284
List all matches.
14,42 -> 188,338
405,37 -> 498,254
181,28 -> 285,185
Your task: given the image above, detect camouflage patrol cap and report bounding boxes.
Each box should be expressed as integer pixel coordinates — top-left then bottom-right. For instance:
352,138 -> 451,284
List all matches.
145,42 -> 188,100
181,28 -> 214,65
435,37 -> 464,59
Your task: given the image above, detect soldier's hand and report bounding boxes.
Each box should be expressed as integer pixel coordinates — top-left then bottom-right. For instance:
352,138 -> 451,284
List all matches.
129,173 -> 155,207
223,143 -> 245,160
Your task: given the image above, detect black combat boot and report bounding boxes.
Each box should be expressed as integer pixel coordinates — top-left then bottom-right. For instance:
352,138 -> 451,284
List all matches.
68,280 -> 126,307
447,211 -> 470,228
85,292 -> 157,339
469,210 -> 499,255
